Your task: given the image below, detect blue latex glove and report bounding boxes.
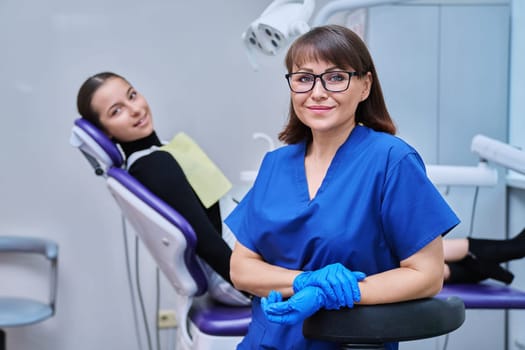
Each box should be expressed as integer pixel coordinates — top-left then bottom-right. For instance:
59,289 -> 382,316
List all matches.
293,263 -> 366,309
261,290 -> 282,307
261,287 -> 327,325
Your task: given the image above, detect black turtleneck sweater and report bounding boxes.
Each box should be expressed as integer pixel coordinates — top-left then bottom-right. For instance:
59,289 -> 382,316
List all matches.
118,132 -> 233,284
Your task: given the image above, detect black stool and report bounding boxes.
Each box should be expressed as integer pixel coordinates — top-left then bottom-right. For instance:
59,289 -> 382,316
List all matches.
303,297 -> 465,349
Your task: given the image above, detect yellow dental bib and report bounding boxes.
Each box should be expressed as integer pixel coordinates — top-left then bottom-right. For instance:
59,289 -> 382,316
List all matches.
160,133 -> 232,208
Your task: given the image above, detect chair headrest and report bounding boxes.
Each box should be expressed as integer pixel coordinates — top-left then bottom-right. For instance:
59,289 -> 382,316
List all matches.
70,118 -> 124,170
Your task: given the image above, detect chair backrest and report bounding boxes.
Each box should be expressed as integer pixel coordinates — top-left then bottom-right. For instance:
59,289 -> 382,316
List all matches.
70,118 -> 208,296
106,167 -> 208,296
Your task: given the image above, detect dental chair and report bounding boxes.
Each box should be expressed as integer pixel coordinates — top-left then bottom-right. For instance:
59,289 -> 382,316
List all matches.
0,236 -> 58,350
429,134 -> 525,310
70,118 -> 251,350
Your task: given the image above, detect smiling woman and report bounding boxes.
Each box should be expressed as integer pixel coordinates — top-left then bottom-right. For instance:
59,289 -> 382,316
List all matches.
225,25 -> 459,350
76,72 -> 250,306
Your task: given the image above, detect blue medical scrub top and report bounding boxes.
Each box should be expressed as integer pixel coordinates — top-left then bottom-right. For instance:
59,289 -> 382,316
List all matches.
226,125 -> 460,350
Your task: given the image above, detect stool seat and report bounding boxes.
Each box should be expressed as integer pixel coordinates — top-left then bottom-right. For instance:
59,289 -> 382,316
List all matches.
303,297 -> 465,346
0,297 -> 54,328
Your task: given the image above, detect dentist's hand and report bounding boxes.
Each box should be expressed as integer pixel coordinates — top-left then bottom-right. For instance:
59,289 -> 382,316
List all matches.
261,287 -> 327,325
293,263 -> 366,309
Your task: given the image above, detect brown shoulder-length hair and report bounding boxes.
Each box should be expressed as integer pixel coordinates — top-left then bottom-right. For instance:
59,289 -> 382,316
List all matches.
278,25 -> 396,144
76,71 -> 128,130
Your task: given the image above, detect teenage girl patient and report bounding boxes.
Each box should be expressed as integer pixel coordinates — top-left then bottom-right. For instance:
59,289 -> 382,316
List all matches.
76,72 -> 250,306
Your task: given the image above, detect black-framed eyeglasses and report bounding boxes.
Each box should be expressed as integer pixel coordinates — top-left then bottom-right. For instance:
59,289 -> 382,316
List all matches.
285,71 -> 360,93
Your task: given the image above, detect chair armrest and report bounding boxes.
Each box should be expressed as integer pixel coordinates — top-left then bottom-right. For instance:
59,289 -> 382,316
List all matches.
0,236 -> 58,260
0,236 -> 59,312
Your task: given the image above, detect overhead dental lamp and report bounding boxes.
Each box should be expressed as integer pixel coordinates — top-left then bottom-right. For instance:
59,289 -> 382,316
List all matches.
242,0 -> 409,70
242,0 -> 315,70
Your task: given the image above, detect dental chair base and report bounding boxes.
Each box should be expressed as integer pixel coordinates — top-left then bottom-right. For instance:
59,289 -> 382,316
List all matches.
303,297 -> 465,350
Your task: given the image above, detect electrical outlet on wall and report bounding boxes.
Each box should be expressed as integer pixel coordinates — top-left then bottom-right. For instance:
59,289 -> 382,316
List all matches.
158,310 -> 177,328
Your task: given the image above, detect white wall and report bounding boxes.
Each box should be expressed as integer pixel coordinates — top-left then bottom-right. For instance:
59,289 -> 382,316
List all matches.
0,1 -> 518,349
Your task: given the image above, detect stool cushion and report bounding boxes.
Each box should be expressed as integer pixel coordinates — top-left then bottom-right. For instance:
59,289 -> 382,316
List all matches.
0,297 -> 54,327
303,297 -> 465,344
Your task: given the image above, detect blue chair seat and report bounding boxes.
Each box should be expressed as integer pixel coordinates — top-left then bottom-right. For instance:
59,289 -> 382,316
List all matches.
0,298 -> 54,328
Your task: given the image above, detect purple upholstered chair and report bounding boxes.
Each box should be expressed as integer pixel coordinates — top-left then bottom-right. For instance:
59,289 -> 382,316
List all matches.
70,118 -> 250,350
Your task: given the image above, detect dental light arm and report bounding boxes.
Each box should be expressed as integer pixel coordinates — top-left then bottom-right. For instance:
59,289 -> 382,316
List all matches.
311,0 -> 409,26
471,134 -> 525,176
242,0 -> 412,70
